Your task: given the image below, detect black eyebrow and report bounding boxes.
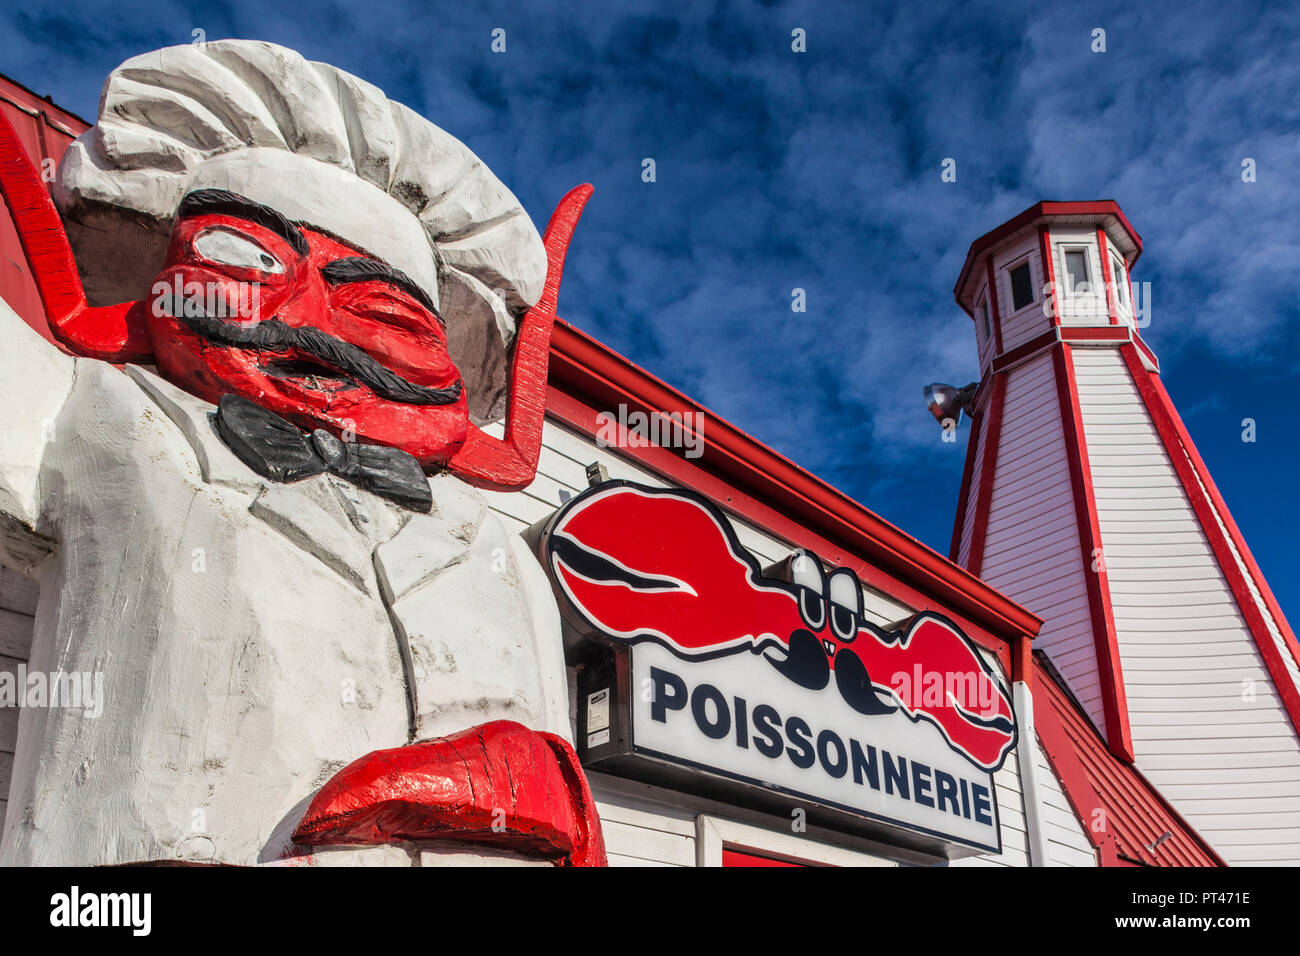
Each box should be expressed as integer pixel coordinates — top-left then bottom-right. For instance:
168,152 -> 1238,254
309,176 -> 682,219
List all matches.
177,188 -> 309,258
321,257 -> 444,326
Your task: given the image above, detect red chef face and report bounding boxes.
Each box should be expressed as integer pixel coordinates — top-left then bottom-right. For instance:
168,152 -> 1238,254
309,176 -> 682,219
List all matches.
144,189 -> 468,467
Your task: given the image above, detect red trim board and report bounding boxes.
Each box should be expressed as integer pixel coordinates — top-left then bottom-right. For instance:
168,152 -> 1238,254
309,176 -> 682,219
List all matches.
948,406 -> 981,562
984,257 -> 1005,354
1052,344 -> 1135,762
1096,227 -> 1120,326
1037,225 -> 1059,328
964,373 -> 1006,580
1121,345 -> 1300,736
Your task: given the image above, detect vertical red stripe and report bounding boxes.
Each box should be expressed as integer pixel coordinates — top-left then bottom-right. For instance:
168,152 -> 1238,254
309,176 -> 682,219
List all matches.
1096,228 -> 1120,325
948,405 -> 982,562
1037,225 -> 1059,327
984,257 -> 1005,354
1121,345 -> 1300,736
965,373 -> 1006,577
1053,344 -> 1134,762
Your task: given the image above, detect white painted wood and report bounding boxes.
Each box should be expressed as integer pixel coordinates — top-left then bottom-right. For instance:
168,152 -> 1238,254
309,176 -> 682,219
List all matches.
1012,683 -> 1050,865
0,568 -> 38,616
989,236 -> 1050,353
0,356 -> 572,867
599,818 -> 695,866
0,575 -> 34,837
1051,230 -> 1110,327
607,852 -> 681,867
1073,347 -> 1300,865
972,352 -> 1106,738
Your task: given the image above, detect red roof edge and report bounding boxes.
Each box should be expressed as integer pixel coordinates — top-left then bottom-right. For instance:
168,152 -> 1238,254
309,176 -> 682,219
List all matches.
0,71 -> 91,135
952,200 -> 1144,313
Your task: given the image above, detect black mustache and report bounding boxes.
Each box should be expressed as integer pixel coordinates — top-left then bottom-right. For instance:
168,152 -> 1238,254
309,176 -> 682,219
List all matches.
175,311 -> 463,407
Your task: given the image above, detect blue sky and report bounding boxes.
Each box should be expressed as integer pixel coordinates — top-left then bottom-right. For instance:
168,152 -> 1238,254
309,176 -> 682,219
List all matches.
3,0 -> 1296,622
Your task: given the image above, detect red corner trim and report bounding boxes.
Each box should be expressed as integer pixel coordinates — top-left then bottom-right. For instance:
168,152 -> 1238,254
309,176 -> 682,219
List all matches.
1032,684 -> 1119,867
948,406 -> 981,562
0,103 -> 88,328
1096,227 -> 1119,326
1053,343 -> 1135,762
1121,345 -> 1300,735
1014,634 -> 1033,687
1037,225 -> 1059,327
984,257 -> 1005,354
964,373 -> 1006,579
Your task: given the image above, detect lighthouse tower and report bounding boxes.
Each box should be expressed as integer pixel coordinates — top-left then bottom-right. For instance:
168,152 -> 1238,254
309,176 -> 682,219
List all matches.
950,201 -> 1300,865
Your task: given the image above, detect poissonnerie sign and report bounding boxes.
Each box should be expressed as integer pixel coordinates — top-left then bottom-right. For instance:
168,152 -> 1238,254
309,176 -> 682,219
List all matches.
540,482 -> 1015,856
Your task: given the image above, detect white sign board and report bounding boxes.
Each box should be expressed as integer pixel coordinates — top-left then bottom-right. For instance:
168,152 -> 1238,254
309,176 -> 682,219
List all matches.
628,642 -> 1002,854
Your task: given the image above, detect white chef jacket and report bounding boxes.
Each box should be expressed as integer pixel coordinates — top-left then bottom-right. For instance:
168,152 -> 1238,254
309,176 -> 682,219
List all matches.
0,297 -> 570,866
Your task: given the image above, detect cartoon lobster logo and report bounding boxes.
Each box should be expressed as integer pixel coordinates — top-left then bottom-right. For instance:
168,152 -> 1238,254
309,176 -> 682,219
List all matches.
542,482 -> 1017,772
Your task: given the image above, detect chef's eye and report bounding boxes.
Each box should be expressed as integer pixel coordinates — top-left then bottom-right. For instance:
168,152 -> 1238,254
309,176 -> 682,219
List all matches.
830,604 -> 857,642
827,568 -> 862,642
193,228 -> 284,273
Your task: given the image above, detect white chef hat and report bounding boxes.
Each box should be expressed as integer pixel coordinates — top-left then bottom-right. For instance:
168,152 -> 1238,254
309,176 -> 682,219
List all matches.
55,39 -> 547,422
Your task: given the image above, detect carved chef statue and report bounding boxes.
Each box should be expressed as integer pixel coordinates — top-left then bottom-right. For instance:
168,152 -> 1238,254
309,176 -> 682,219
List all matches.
0,40 -> 606,866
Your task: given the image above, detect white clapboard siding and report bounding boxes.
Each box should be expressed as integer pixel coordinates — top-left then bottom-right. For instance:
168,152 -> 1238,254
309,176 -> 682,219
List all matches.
1032,732 -> 1098,866
1052,228 -> 1111,327
0,565 -> 38,833
989,236 -> 1051,354
586,775 -> 698,866
948,649 -> 1033,867
1184,452 -> 1300,690
1073,347 -> 1300,865
974,353 -> 1106,738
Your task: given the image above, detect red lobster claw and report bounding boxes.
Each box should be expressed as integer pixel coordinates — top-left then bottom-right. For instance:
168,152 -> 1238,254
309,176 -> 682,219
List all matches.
857,614 -> 1016,771
546,483 -> 805,656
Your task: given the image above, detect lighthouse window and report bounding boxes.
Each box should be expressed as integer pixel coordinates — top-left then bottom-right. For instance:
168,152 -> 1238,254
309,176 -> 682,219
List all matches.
977,297 -> 991,339
1112,254 -> 1129,309
1008,261 -> 1034,311
1064,249 -> 1091,294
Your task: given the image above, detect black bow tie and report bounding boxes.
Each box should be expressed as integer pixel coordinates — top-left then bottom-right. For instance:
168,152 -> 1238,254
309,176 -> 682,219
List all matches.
214,394 -> 433,513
